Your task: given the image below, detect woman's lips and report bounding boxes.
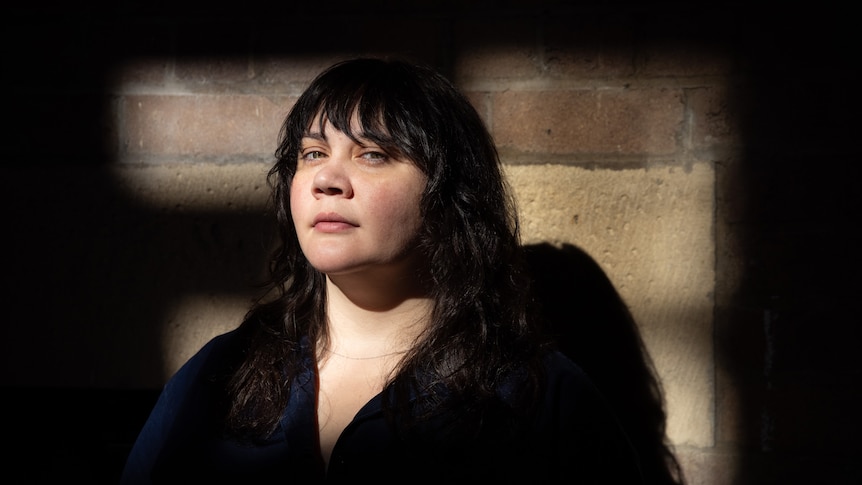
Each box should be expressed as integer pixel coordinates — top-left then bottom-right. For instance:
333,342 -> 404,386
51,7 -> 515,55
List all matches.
313,213 -> 357,233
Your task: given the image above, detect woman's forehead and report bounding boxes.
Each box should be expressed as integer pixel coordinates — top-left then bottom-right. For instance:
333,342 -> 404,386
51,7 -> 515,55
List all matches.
304,110 -> 389,140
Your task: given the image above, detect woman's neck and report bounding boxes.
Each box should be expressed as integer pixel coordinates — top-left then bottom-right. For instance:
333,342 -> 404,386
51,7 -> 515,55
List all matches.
322,271 -> 432,358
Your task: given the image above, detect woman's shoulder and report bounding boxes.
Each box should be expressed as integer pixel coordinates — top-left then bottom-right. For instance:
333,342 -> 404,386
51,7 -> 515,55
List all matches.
158,320 -> 265,397
178,325 -> 249,374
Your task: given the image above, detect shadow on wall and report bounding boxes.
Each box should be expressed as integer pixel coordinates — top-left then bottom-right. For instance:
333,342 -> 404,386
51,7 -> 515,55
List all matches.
523,242 -> 685,485
713,8 -> 862,483
2,166 -> 279,483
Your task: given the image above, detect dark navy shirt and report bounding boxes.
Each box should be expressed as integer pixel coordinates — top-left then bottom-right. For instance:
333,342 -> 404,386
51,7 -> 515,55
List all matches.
121,327 -> 645,484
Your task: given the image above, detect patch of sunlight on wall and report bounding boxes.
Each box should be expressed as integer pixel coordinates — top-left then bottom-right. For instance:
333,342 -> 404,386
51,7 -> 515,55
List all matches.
108,163 -> 271,382
159,294 -> 257,379
506,162 -> 715,447
108,163 -> 271,210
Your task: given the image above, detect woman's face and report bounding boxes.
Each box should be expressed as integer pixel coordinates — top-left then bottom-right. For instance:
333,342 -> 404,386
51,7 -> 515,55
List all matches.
290,115 -> 427,279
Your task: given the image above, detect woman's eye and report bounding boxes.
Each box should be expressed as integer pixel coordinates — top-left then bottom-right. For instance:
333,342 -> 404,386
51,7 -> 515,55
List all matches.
361,151 -> 388,163
302,150 -> 326,160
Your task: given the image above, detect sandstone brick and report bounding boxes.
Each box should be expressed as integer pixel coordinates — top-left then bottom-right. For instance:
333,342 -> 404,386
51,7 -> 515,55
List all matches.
109,162 -> 271,212
688,86 -> 743,152
492,88 -> 684,155
121,94 -> 293,162
675,447 -> 739,485
463,91 -> 492,127
160,294 -> 260,378
505,162 -> 715,447
106,58 -> 172,92
173,57 -> 255,89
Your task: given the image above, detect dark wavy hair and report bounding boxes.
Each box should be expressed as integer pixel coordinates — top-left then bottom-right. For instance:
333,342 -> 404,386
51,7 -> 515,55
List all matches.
225,58 -> 540,436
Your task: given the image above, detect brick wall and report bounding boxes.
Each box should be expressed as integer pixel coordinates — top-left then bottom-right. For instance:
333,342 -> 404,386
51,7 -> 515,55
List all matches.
4,2 -> 859,484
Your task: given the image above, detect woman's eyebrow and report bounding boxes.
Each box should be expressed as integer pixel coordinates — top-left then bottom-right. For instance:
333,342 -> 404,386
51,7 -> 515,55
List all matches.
301,132 -> 326,142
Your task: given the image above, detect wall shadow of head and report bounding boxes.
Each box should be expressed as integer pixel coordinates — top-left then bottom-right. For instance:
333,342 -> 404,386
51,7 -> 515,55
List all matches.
523,242 -> 684,485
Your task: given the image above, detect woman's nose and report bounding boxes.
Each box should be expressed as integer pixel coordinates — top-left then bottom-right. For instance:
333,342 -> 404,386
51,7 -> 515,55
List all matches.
312,160 -> 353,198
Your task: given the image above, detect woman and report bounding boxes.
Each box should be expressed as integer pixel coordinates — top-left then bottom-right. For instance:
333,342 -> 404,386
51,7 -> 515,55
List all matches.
121,58 -> 645,483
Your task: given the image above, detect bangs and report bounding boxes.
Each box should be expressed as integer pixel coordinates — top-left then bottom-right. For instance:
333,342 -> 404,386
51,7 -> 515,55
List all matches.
310,94 -> 396,151
306,80 -> 406,153
294,61 -> 427,165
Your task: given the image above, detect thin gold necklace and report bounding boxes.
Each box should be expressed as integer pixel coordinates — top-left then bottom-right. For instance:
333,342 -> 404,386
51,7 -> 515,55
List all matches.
324,348 -> 408,360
